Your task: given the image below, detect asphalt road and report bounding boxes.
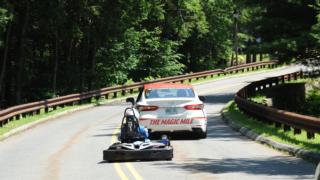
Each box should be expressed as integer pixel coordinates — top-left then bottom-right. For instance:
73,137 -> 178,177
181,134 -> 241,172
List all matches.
0,66 -> 316,180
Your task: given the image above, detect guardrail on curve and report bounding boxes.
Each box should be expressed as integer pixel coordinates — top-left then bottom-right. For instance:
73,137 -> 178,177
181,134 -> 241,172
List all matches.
0,61 -> 277,127
235,70 -> 320,139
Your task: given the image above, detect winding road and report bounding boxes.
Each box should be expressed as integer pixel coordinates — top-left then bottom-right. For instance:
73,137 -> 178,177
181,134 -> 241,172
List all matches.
0,66 -> 316,180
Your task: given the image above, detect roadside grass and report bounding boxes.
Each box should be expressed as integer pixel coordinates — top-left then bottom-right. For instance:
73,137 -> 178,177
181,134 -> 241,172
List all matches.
0,63 -> 281,137
249,94 -> 267,104
223,101 -> 320,153
0,105 -> 82,136
0,91 -> 139,137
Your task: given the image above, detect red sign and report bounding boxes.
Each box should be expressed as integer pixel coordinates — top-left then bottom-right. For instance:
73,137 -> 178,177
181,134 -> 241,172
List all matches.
150,119 -> 193,125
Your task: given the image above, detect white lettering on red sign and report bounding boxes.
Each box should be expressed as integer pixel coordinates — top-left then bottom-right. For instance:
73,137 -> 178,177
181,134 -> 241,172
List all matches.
150,119 -> 193,125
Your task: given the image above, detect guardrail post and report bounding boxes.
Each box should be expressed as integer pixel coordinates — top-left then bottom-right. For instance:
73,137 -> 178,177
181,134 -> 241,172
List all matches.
188,79 -> 192,83
130,89 -> 134,94
45,107 -> 49,113
105,94 -> 109,99
281,76 -> 285,84
275,122 -> 281,128
241,69 -> 245,73
22,113 -> 27,118
294,73 -> 298,80
307,132 -> 315,139
121,89 -> 126,96
36,109 -> 41,115
113,92 -> 117,98
293,128 -> 301,135
16,114 -> 21,120
180,80 -> 184,83
283,125 -> 291,132
53,106 -> 57,110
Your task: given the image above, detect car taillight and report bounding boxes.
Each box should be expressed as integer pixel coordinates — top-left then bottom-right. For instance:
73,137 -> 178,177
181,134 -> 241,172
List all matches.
137,105 -> 159,111
184,104 -> 204,110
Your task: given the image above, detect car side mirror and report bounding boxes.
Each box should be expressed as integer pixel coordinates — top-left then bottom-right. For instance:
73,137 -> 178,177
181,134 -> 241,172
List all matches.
126,97 -> 135,105
199,96 -> 205,102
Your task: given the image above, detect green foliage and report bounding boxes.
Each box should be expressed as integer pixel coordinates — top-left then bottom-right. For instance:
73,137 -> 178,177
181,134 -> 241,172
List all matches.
132,28 -> 184,80
304,89 -> 320,117
0,0 -> 320,107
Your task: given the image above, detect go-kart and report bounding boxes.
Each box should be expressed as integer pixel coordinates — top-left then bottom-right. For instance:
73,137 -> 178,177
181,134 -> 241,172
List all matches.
103,107 -> 173,162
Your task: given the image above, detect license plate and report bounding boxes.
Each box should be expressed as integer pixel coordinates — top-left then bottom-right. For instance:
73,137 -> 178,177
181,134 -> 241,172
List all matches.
165,108 -> 178,115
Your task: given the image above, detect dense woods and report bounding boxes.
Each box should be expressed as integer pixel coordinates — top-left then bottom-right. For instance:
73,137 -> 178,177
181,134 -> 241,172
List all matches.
0,0 -> 319,108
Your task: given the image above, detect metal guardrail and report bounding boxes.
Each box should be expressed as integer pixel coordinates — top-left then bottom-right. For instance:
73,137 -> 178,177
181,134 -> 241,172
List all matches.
0,61 -> 277,127
235,71 -> 320,139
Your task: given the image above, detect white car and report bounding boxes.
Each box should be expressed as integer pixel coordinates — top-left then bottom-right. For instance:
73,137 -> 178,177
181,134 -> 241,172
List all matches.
126,83 -> 207,138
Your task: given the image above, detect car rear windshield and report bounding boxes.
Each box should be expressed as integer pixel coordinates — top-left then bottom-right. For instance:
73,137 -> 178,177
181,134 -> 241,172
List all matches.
145,88 -> 195,99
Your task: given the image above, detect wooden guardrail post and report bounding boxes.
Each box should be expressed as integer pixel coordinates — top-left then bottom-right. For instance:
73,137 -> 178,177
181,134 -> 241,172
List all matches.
121,89 -> 126,96
294,128 -> 301,135
283,125 -> 291,131
307,132 -> 315,139
275,122 -> 282,128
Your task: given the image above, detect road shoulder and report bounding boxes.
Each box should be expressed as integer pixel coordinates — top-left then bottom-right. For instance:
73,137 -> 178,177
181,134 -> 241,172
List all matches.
221,106 -> 320,164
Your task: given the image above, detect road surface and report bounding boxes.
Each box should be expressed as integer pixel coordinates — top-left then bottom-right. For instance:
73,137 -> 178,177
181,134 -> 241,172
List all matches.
0,66 -> 316,180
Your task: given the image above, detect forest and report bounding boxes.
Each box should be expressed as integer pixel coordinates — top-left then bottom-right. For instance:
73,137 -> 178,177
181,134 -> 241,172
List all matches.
0,0 -> 319,108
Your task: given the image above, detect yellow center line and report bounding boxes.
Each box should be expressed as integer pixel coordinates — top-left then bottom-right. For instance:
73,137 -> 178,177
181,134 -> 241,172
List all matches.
125,163 -> 143,180
114,163 -> 129,180
111,127 -> 129,180
111,125 -> 144,180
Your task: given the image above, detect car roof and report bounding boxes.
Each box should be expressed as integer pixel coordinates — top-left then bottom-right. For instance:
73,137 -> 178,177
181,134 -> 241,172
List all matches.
144,83 -> 193,89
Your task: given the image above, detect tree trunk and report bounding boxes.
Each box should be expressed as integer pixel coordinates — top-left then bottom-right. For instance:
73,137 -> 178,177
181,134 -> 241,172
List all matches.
252,52 -> 257,62
246,52 -> 251,64
15,4 -> 30,104
231,53 -> 234,66
88,39 -> 97,90
53,32 -> 59,97
0,20 -> 12,99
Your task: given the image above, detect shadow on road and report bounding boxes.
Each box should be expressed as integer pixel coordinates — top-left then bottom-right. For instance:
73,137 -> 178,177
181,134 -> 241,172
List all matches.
152,156 -> 314,177
203,92 -> 235,105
